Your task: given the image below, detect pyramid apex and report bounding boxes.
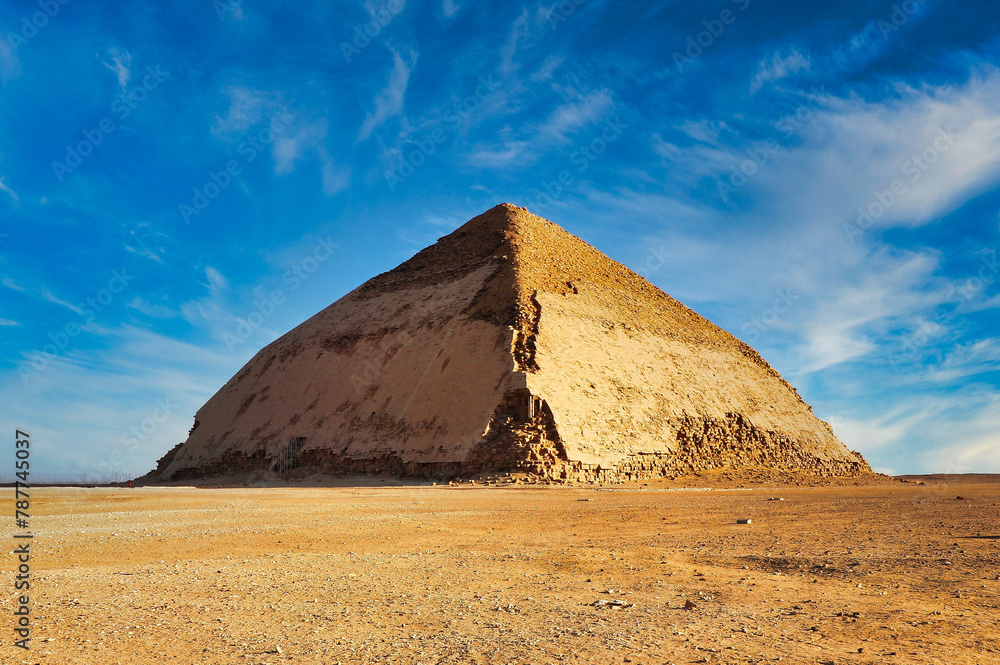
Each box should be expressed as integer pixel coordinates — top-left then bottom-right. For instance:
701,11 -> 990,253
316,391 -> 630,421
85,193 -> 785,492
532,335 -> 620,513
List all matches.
482,201 -> 545,220
448,202 -> 555,243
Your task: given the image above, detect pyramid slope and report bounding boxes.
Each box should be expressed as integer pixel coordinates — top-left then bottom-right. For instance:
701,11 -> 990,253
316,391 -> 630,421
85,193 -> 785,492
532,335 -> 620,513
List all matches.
156,203 -> 870,482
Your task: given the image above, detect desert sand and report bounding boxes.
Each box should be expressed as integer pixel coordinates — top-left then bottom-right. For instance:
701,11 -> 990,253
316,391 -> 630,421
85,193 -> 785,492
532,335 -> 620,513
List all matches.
6,474 -> 1000,664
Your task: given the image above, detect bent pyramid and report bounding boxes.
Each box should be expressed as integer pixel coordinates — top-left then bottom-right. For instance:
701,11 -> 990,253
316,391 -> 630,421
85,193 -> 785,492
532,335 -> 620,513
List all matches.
153,203 -> 871,483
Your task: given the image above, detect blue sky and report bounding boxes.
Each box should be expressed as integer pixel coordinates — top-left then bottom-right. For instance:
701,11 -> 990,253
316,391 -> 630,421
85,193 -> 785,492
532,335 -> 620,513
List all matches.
2,0 -> 999,480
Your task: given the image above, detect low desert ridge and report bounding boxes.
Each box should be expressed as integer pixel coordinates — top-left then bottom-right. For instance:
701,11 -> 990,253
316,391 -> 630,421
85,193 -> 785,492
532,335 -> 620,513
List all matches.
4,478 -> 1000,664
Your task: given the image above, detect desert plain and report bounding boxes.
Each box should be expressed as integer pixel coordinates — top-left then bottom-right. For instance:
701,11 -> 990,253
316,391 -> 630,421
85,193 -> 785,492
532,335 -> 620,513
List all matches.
4,473 -> 1000,665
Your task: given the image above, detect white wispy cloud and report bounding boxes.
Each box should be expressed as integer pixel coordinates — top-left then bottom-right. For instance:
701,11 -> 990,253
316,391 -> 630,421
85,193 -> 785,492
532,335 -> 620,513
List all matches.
798,72 -> 1000,229
358,46 -> 418,142
122,227 -> 170,265
675,118 -> 731,145
0,318 -> 19,326
126,296 -> 177,319
442,0 -> 459,18
0,324 -> 243,479
1,277 -> 24,292
921,410 -> 1000,473
178,229 -> 344,348
793,251 -> 940,374
321,158 -> 351,196
498,10 -> 530,79
837,391 -> 1000,474
102,46 -> 132,92
750,49 -> 810,93
124,242 -> 165,263
826,389 -> 1000,473
41,288 -> 83,314
205,266 -> 229,293
274,121 -> 327,174
829,410 -> 912,453
465,139 -> 530,168
212,86 -> 286,137
3,273 -> 86,314
465,87 -> 616,169
683,68 -> 1000,235
649,124 -> 743,181
0,177 -> 20,206
536,89 -> 614,144
966,291 -> 1000,315
828,4 -> 936,77
270,120 -> 350,195
905,338 -> 1000,384
530,54 -> 563,82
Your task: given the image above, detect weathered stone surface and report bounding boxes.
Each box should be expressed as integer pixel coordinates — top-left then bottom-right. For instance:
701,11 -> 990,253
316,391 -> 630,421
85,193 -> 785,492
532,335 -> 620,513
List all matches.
152,203 -> 872,483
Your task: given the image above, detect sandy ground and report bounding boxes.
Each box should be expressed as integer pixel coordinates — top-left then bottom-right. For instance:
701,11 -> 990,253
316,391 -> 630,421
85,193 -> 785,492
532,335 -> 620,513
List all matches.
4,476 -> 1000,664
